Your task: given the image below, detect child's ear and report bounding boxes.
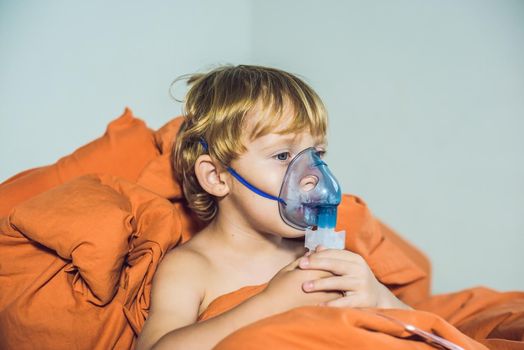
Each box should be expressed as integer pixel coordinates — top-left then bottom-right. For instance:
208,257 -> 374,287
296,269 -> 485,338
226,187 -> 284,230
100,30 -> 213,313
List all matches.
194,155 -> 230,197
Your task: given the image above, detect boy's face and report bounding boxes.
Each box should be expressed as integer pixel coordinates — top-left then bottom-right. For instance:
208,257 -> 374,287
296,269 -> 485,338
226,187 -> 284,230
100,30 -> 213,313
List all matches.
226,103 -> 326,239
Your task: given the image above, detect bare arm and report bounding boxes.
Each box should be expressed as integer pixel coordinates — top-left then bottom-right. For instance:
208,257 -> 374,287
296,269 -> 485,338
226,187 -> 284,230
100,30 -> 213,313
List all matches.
136,249 -> 205,350
152,290 -> 276,350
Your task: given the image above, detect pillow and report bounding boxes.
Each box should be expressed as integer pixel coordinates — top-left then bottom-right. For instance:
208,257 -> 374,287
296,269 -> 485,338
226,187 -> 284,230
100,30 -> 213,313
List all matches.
136,116 -> 184,199
0,107 -> 159,217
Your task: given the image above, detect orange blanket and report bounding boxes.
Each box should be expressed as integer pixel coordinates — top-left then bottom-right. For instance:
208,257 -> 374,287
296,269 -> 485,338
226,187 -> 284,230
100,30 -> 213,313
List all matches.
0,108 -> 522,349
200,283 -> 524,349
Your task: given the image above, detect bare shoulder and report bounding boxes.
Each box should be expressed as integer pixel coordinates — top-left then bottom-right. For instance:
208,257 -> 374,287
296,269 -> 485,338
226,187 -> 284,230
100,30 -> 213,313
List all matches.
150,242 -> 211,313
136,242 -> 211,350
157,242 -> 210,279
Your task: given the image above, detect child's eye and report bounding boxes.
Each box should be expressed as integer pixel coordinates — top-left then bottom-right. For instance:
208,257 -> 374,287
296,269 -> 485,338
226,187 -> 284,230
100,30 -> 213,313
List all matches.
316,149 -> 326,158
274,152 -> 291,161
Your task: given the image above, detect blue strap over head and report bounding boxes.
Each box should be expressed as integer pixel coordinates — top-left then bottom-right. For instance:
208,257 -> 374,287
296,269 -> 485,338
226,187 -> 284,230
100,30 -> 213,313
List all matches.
226,167 -> 286,205
199,137 -> 209,152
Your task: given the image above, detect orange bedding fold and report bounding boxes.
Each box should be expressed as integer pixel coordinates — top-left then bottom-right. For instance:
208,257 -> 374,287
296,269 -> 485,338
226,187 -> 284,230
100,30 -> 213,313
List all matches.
216,306 -> 488,350
416,287 -> 524,349
0,174 -> 189,349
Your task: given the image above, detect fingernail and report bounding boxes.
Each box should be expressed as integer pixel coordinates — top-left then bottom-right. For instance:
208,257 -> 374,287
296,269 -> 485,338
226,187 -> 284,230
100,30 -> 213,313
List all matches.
303,281 -> 313,291
299,257 -> 309,267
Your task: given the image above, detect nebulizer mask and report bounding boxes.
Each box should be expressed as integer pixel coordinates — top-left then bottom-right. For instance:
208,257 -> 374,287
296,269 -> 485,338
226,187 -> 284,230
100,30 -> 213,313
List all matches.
224,145 -> 345,250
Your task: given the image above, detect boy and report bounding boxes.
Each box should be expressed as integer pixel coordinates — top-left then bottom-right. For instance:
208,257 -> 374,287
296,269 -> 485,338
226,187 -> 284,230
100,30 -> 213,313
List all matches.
137,65 -> 410,350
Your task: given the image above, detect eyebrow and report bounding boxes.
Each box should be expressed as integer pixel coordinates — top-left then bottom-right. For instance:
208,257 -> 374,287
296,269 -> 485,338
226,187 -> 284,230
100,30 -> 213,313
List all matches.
258,135 -> 297,150
260,135 -> 327,151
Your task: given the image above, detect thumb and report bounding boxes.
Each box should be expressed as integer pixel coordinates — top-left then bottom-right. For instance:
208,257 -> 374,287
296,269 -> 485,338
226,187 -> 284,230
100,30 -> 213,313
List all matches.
283,255 -> 305,271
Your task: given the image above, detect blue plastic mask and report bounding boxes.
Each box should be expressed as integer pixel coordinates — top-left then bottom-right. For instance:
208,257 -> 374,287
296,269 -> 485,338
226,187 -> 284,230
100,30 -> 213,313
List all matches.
226,147 -> 342,230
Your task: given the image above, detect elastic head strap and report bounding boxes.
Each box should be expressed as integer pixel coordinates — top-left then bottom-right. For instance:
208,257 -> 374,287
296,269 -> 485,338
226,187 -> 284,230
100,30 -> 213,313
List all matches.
199,137 -> 209,152
199,137 -> 286,205
226,167 -> 287,205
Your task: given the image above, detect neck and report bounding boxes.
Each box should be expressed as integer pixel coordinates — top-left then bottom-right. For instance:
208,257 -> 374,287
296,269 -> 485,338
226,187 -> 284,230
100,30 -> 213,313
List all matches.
204,209 -> 286,256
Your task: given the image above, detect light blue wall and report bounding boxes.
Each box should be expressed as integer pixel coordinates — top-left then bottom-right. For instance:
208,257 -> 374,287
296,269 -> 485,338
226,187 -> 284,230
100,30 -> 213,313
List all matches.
1,1 -> 523,294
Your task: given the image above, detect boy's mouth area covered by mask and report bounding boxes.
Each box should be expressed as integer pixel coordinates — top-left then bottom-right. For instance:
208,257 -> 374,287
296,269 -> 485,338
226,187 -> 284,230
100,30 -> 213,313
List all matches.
201,138 -> 346,250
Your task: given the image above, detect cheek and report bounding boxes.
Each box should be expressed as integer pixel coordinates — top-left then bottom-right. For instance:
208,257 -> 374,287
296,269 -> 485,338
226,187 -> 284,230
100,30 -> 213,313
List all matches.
243,192 -> 304,238
228,160 -> 301,235
248,163 -> 287,196
233,185 -> 278,221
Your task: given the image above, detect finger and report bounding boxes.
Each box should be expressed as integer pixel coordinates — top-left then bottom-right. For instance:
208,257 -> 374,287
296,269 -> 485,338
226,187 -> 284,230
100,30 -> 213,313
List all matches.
284,256 -> 305,271
324,294 -> 360,308
315,245 -> 328,252
324,292 -> 372,308
310,248 -> 363,261
299,256 -> 363,275
309,249 -> 366,265
302,276 -> 361,293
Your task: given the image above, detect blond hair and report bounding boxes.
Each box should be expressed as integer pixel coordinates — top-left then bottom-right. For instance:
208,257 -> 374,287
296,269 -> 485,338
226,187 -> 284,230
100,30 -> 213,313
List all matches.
172,64 -> 328,222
